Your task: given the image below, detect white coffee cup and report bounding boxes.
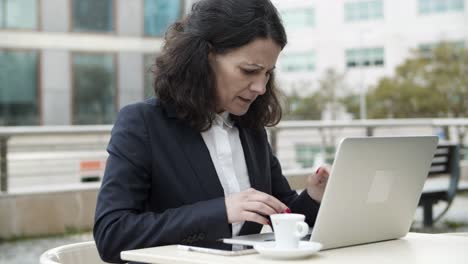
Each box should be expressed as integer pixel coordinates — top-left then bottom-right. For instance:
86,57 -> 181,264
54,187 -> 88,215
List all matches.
270,213 -> 309,249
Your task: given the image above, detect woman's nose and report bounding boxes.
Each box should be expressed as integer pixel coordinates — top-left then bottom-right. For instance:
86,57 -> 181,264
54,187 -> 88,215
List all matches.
249,76 -> 267,95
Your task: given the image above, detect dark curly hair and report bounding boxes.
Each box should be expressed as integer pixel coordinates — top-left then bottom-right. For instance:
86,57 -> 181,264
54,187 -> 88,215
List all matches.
153,0 -> 287,131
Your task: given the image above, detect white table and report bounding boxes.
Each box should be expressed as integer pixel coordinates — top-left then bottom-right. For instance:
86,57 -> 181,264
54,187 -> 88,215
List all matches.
121,233 -> 468,264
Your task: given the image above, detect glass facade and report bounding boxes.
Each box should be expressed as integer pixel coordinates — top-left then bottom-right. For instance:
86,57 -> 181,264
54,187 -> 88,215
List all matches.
346,47 -> 384,68
144,54 -> 157,99
72,54 -> 116,125
72,0 -> 114,32
0,50 -> 39,126
344,0 -> 383,22
0,0 -> 37,29
280,52 -> 316,72
419,0 -> 464,14
280,8 -> 315,30
144,0 -> 181,37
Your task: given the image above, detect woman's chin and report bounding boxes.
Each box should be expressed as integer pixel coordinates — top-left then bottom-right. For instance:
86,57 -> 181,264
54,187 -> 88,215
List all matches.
228,107 -> 250,116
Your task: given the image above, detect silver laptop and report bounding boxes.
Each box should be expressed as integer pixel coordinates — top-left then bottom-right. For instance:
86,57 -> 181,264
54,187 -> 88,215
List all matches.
224,136 -> 438,250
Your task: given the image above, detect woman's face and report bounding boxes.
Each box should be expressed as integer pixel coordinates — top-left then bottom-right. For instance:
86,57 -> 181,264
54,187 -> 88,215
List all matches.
209,38 -> 281,115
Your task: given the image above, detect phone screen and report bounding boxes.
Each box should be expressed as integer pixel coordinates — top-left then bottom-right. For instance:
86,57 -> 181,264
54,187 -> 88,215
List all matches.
178,241 -> 255,256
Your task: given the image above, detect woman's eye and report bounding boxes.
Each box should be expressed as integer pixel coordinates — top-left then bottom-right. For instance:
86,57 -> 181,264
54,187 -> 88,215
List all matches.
242,69 -> 256,75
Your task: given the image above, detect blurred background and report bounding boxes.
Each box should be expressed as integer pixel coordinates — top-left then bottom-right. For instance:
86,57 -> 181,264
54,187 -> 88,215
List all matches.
0,0 -> 467,263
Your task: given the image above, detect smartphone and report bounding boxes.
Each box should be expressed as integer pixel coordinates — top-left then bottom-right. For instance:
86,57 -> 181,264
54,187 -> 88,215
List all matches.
177,241 -> 256,256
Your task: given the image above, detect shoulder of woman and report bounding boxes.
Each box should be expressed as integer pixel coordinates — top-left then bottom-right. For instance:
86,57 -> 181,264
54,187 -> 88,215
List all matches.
118,98 -> 167,117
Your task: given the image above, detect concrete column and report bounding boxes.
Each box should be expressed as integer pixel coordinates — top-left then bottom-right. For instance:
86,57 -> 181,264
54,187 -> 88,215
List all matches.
41,51 -> 71,125
40,0 -> 70,32
116,0 -> 144,36
118,53 -> 144,109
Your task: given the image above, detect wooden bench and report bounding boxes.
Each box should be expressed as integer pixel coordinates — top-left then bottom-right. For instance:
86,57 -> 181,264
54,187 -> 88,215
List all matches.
418,144 -> 468,227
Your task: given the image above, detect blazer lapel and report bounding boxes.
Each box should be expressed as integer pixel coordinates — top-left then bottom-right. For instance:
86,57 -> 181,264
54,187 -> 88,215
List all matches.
238,126 -> 266,235
176,126 -> 225,198
162,102 -> 224,199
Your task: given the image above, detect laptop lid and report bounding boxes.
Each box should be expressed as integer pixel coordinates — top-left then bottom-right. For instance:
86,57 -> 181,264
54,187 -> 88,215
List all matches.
223,136 -> 438,248
311,136 -> 438,249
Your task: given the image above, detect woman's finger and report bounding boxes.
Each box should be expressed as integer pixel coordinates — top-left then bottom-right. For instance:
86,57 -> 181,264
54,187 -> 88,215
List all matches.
308,173 -> 319,185
248,191 -> 288,213
242,201 -> 277,216
315,167 -> 326,175
241,211 -> 270,225
318,173 -> 329,185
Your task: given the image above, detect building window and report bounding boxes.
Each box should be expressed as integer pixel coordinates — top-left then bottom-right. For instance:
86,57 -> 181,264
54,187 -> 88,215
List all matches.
346,47 -> 384,68
72,53 -> 116,124
280,52 -> 316,72
72,0 -> 114,32
296,145 -> 336,168
280,7 -> 315,30
344,0 -> 383,22
418,0 -> 464,14
0,50 -> 39,126
144,54 -> 157,99
295,145 -> 321,168
419,41 -> 465,57
144,0 -> 181,37
0,0 -> 38,29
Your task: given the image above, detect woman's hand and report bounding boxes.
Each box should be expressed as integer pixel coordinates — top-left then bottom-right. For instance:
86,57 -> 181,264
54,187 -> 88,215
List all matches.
307,166 -> 330,202
225,188 -> 289,225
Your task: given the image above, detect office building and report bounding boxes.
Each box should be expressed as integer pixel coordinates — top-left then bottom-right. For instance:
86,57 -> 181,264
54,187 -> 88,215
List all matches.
1,0 -> 467,125
273,0 -> 467,97
0,0 -> 185,125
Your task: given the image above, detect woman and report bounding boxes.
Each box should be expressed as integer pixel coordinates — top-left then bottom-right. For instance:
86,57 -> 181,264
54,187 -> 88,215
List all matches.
93,0 -> 329,262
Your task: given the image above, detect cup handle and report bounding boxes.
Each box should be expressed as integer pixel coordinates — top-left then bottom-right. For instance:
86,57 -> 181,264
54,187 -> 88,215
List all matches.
295,222 -> 309,238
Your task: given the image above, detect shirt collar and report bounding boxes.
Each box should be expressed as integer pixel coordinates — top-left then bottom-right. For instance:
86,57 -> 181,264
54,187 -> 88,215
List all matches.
214,112 -> 234,128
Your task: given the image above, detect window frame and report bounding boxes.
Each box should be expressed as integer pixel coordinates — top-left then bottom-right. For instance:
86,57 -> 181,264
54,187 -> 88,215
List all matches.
0,48 -> 42,125
418,40 -> 466,57
295,144 -> 321,169
280,51 -> 316,73
280,6 -> 316,30
344,0 -> 384,22
69,0 -> 117,34
70,51 -> 119,125
0,0 -> 41,31
418,0 -> 465,14
143,0 -> 185,38
345,47 -> 385,68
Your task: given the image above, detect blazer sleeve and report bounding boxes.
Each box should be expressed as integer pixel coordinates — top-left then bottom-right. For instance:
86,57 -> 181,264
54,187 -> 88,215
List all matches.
93,104 -> 230,263
268,142 -> 320,227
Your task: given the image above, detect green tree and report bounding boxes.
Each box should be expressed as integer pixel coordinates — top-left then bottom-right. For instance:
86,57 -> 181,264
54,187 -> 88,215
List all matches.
283,69 -> 347,120
283,88 -> 322,120
316,69 -> 347,120
367,77 -> 447,118
366,42 -> 468,118
427,43 -> 468,117
340,93 -> 360,119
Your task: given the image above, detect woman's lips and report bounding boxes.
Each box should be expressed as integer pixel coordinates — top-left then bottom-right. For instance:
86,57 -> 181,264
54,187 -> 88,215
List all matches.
238,96 -> 253,103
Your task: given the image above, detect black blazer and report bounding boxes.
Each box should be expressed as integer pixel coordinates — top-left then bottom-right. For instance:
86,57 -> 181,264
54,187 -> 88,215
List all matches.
93,98 -> 320,263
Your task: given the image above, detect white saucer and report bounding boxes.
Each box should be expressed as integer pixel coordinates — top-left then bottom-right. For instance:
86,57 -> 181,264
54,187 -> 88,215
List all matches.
254,241 -> 322,259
